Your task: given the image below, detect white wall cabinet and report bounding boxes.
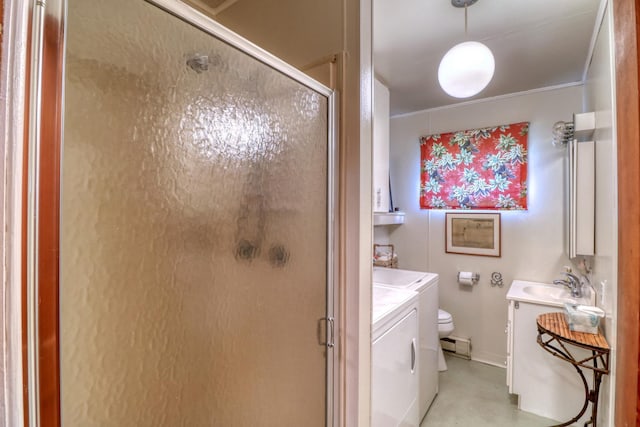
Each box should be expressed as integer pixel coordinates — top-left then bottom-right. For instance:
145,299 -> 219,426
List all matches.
567,111 -> 596,257
506,300 -> 591,424
373,79 -> 390,213
372,308 -> 419,427
568,139 -> 595,257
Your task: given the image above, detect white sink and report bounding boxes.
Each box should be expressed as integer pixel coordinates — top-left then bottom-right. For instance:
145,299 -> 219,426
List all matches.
507,280 -> 592,307
522,285 -> 572,301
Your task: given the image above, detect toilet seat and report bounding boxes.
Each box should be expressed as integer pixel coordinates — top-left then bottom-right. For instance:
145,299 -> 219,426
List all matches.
438,309 -> 453,324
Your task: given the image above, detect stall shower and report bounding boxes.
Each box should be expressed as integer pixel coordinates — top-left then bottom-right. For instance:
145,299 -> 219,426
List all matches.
41,0 -> 338,425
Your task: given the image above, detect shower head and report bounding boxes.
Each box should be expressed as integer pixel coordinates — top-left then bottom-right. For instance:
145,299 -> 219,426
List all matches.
184,0 -> 239,15
186,54 -> 210,73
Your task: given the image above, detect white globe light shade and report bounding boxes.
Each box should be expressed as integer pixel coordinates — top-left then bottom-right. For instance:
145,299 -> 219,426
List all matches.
438,41 -> 495,98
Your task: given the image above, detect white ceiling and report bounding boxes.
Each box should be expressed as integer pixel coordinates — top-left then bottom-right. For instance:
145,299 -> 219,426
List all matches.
374,0 -> 603,115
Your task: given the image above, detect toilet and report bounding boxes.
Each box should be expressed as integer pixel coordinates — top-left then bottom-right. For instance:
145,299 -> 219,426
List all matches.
437,309 -> 455,371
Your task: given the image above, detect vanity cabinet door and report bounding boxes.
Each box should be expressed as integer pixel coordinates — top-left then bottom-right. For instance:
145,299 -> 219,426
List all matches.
511,301 -> 591,424
506,301 -> 514,393
372,308 -> 419,427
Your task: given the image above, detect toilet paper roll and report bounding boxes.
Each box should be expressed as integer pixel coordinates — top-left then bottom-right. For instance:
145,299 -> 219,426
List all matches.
458,271 -> 475,286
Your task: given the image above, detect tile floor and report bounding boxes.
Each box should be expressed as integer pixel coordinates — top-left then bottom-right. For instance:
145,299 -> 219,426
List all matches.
421,355 -> 558,426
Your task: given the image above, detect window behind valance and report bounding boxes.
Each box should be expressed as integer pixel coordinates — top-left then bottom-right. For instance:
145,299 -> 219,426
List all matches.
419,121 -> 529,210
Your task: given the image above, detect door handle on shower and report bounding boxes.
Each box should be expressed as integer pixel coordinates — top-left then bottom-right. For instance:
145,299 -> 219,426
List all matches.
318,317 -> 335,348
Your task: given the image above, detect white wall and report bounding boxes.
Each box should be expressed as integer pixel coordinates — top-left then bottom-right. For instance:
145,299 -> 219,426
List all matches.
388,85 -> 583,365
373,79 -> 390,212
373,225 -> 391,245
583,1 -> 616,425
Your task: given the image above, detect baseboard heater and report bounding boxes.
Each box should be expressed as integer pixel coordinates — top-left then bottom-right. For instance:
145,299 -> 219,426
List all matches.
441,336 -> 471,359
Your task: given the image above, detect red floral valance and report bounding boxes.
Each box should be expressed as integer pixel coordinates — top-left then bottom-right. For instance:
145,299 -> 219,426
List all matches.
419,122 -> 529,210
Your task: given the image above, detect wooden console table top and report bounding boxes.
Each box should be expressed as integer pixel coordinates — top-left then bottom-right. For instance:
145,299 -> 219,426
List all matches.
537,312 -> 609,351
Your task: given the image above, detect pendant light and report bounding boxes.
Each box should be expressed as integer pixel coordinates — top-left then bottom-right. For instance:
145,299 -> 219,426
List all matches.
438,0 -> 494,98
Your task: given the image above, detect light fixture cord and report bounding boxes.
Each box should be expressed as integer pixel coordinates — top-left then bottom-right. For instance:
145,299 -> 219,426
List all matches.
464,3 -> 468,36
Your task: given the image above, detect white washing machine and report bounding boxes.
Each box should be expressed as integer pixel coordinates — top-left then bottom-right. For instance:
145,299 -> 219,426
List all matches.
373,267 -> 439,421
372,286 -> 419,427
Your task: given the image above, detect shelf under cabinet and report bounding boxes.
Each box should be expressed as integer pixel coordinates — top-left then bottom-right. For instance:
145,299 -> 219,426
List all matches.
374,212 -> 405,226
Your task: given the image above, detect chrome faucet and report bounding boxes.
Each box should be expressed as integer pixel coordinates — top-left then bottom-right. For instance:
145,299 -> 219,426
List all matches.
552,272 -> 582,298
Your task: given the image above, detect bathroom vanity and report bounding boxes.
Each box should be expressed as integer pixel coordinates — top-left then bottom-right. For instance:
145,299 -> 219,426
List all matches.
506,280 -> 594,424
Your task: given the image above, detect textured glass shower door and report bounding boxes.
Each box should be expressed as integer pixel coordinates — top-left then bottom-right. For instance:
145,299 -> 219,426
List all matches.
60,1 -> 335,425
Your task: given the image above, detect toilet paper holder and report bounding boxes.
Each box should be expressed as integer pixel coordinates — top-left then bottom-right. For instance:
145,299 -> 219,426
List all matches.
457,271 -> 480,285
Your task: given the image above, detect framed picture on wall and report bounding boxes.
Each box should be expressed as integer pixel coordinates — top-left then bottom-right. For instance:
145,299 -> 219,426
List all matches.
445,213 -> 501,257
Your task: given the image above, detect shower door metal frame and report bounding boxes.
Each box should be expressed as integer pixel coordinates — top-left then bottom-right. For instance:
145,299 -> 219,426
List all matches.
23,0 -> 340,426
1,1 -> 31,426
23,0 -> 66,426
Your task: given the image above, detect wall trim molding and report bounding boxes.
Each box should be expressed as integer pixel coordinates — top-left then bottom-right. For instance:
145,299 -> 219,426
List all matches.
583,0 -> 610,82
391,81 -> 584,119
